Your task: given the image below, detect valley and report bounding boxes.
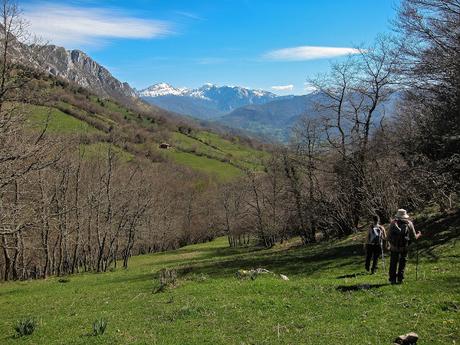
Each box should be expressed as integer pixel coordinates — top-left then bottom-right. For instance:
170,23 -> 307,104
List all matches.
0,1 -> 458,344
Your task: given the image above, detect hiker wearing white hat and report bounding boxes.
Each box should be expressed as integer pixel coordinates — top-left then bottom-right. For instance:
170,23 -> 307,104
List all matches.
387,209 -> 422,284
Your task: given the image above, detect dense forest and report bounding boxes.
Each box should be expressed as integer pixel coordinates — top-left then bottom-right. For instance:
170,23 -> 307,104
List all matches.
0,0 -> 458,281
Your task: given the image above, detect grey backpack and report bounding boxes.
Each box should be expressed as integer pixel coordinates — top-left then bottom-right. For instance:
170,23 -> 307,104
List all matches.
369,226 -> 383,245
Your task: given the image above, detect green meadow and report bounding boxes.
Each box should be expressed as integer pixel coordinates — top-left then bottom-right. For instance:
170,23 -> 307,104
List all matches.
25,102 -> 265,181
162,148 -> 244,181
0,211 -> 458,345
27,105 -> 100,134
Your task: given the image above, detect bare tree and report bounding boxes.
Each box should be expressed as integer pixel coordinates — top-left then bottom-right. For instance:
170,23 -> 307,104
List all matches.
304,37 -> 399,233
393,0 -> 460,208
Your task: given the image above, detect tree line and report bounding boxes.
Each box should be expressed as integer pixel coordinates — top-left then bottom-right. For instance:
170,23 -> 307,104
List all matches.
0,0 -> 223,281
1,0 -> 458,280
218,0 -> 459,247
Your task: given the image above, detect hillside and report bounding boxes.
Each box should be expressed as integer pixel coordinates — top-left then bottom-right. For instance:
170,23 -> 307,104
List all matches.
41,45 -> 137,101
218,94 -> 320,141
219,92 -> 402,141
1,3 -> 458,344
0,210 -> 458,344
24,73 -> 267,181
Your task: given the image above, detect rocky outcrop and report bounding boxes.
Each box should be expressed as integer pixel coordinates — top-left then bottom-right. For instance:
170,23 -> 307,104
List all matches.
41,45 -> 136,100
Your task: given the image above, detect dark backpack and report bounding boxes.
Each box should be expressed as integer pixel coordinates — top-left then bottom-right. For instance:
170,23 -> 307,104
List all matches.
369,226 -> 383,245
389,220 -> 410,248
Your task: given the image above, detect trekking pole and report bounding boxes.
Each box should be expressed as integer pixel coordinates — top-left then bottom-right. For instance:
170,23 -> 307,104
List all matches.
380,239 -> 386,272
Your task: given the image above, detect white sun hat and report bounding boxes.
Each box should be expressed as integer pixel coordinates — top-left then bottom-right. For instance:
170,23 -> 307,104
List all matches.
395,209 -> 410,219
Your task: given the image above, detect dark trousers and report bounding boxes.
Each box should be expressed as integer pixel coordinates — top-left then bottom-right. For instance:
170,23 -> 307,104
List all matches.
365,244 -> 380,273
389,250 -> 408,282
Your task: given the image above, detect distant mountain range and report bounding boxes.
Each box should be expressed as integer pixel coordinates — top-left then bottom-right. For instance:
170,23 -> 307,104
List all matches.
219,93 -> 325,140
221,91 -> 401,140
137,83 -> 326,140
13,36 -> 398,142
139,82 -> 400,141
138,83 -> 282,120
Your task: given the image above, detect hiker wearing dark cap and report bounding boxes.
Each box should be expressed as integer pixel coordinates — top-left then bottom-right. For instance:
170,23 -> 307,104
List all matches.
365,215 -> 386,274
388,209 -> 422,284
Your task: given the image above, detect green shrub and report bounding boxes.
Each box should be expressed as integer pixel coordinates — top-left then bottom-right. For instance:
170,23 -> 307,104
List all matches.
15,317 -> 36,337
92,318 -> 107,336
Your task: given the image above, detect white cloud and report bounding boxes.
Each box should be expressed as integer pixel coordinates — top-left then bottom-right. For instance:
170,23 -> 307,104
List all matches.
265,46 -> 360,61
24,4 -> 173,47
271,84 -> 294,91
304,82 -> 318,94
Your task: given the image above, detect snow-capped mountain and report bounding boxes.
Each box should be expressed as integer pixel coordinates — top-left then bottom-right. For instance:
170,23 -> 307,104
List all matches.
139,83 -> 281,119
140,83 -> 189,97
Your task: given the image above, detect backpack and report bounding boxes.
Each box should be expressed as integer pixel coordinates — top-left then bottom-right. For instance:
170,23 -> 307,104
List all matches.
389,220 -> 410,248
369,225 -> 383,245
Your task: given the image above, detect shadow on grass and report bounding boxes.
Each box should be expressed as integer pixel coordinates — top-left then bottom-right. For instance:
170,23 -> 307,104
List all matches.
336,272 -> 369,279
103,212 -> 458,289
99,242 -> 364,286
174,242 -> 364,279
415,210 -> 460,261
336,283 -> 388,292
435,275 -> 460,290
150,246 -> 267,268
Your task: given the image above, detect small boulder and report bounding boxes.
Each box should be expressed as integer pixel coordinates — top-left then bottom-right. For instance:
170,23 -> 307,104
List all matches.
279,274 -> 289,281
236,269 -> 250,279
394,332 -> 419,345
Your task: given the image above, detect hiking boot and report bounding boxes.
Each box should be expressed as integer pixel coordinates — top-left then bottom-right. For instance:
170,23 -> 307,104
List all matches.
389,279 -> 397,285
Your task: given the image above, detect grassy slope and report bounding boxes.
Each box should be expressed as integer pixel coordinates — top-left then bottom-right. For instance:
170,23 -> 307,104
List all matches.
0,212 -> 458,345
26,100 -> 264,181
27,105 -> 100,134
81,143 -> 135,163
163,131 -> 267,180
163,149 -> 244,181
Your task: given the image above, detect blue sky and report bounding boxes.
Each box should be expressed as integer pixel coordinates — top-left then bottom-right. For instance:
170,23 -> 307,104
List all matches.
23,0 -> 400,95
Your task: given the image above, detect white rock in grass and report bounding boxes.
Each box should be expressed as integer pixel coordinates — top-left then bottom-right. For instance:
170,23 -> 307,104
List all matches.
279,274 -> 289,281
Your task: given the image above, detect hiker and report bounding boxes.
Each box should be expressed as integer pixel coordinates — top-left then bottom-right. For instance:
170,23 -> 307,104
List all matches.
365,215 -> 386,274
388,209 -> 422,284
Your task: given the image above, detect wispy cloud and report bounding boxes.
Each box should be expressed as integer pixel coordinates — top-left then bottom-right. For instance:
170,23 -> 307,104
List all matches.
271,84 -> 294,91
24,3 -> 173,47
175,11 -> 203,21
264,46 -> 360,61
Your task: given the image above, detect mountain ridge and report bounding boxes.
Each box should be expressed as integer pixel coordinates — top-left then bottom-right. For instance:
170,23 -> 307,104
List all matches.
219,91 -> 401,141
40,45 -> 137,101
140,83 -> 283,120
138,82 -> 278,100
